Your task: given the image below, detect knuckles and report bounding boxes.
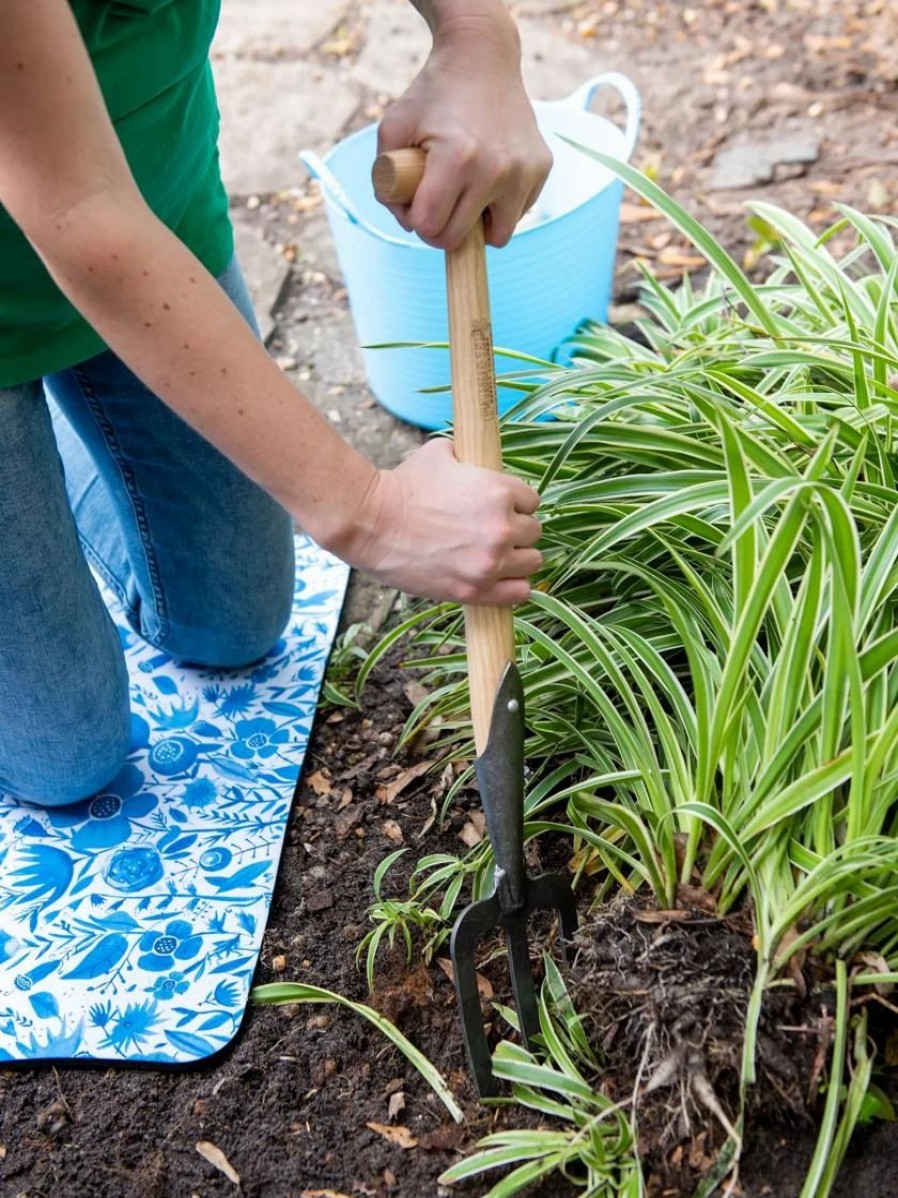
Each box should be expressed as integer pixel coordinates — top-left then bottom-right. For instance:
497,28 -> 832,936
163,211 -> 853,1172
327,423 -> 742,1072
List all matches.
508,580 -> 532,605
455,578 -> 482,605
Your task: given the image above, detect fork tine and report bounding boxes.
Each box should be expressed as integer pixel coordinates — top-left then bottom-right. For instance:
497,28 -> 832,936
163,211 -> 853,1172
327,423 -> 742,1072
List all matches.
450,875 -> 579,1098
526,872 -> 579,960
450,895 -> 503,1098
503,914 -> 541,1046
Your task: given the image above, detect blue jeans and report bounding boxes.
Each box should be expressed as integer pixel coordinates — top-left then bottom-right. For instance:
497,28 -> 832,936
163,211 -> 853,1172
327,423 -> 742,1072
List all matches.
0,256 -> 295,807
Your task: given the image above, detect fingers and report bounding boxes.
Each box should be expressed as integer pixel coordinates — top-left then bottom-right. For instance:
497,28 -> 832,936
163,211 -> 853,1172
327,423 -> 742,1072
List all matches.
507,475 -> 541,515
502,546 -> 543,578
384,201 -> 413,234
421,436 -> 540,514
512,511 -> 542,549
382,432 -> 543,605
403,150 -> 466,247
410,170 -> 530,252
400,144 -> 552,252
472,578 -> 535,607
483,200 -> 522,250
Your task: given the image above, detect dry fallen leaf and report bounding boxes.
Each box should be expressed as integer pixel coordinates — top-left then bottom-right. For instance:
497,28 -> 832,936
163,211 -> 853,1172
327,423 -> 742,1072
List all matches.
417,1124 -> 468,1152
382,819 -> 404,845
403,679 -> 430,708
657,246 -> 707,270
419,790 -> 439,839
675,883 -> 717,913
458,811 -> 486,847
868,177 -> 890,209
632,908 -> 691,923
334,806 -> 360,838
336,787 -> 353,811
387,1091 -> 406,1121
196,1141 -> 240,1186
376,762 -> 431,805
306,769 -> 333,797
808,180 -> 843,195
855,950 -> 894,996
436,957 -> 493,999
619,201 -> 664,224
366,1121 -> 418,1149
322,23 -> 357,57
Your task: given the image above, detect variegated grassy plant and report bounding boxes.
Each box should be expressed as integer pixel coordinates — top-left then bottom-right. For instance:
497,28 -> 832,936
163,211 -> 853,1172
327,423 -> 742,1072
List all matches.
361,168 -> 898,1195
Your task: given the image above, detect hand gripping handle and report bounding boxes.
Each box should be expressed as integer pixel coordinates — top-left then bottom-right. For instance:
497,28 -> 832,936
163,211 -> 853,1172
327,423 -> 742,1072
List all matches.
372,149 -> 515,756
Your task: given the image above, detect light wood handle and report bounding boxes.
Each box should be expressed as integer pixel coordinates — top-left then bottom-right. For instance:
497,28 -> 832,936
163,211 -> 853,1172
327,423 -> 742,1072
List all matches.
372,149 -> 515,755
371,147 -> 427,206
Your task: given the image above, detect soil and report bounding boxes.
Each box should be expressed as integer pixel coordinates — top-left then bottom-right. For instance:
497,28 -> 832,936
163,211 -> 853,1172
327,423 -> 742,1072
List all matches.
4,2 -> 898,1197
566,901 -> 835,1196
2,661 -> 896,1198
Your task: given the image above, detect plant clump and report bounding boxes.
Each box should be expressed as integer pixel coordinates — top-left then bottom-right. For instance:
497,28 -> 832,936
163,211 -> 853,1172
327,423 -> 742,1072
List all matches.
361,161 -> 898,1197
566,896 -> 822,1194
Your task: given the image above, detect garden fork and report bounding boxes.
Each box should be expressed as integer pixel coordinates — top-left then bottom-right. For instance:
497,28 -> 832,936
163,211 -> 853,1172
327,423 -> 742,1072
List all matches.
372,149 -> 578,1098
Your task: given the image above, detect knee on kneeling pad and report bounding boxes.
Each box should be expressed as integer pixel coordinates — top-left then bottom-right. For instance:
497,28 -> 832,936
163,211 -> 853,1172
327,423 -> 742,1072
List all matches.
161,612 -> 291,671
10,756 -> 130,809
8,727 -> 132,809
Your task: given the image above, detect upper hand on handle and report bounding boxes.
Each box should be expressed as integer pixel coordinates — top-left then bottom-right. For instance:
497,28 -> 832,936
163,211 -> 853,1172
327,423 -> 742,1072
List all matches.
376,9 -> 552,252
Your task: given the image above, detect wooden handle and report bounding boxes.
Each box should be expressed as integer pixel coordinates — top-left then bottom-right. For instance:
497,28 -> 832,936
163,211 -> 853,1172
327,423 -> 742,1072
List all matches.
373,149 -> 515,755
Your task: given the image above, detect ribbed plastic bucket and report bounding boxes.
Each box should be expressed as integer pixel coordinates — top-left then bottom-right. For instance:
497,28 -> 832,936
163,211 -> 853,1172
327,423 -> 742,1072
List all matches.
301,73 -> 640,430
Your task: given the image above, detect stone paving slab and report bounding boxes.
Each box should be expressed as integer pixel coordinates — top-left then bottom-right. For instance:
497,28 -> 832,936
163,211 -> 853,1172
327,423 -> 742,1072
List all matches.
231,215 -> 291,344
213,0 -> 349,58
300,308 -> 369,388
517,16 -> 599,102
213,59 -> 360,194
709,132 -> 821,191
293,208 -> 343,281
351,0 -> 429,98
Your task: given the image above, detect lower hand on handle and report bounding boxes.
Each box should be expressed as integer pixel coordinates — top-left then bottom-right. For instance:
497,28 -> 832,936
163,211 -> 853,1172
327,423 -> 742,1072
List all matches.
337,438 -> 542,605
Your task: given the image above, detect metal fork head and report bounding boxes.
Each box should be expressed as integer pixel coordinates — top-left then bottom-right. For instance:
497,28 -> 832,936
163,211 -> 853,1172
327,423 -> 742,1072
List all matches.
449,663 -> 579,1098
450,876 -> 578,1099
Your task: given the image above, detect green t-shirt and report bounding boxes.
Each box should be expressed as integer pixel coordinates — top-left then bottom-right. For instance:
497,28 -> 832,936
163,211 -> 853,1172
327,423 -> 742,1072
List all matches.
0,0 -> 234,387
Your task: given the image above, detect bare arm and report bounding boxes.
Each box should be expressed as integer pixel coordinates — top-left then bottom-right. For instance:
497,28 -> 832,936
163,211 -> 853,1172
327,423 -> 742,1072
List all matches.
0,0 -> 542,605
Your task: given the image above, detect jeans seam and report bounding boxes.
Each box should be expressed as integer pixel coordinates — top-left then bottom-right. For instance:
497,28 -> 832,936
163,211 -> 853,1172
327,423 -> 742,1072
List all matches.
77,533 -> 130,611
70,364 -> 170,642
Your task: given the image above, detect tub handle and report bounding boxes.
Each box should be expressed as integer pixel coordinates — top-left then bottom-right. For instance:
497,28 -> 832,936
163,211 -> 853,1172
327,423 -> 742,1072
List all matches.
299,150 -> 366,227
559,72 -> 641,162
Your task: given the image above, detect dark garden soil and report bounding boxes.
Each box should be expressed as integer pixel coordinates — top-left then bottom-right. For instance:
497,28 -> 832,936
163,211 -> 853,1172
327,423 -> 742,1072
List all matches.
4,2 -> 898,1196
2,657 -> 897,1198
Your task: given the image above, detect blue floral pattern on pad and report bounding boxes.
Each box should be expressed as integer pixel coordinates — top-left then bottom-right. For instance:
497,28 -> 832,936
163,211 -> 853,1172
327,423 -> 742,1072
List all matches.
0,535 -> 348,1064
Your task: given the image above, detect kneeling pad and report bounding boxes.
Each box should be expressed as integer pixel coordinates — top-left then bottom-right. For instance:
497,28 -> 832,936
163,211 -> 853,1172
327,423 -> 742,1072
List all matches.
0,535 -> 349,1064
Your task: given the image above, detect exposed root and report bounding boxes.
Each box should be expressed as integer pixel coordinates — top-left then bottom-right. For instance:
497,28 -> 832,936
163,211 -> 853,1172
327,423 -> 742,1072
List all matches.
565,895 -> 824,1195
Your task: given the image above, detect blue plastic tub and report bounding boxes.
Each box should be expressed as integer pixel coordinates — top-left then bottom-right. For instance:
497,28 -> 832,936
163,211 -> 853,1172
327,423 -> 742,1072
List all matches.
301,73 -> 640,430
